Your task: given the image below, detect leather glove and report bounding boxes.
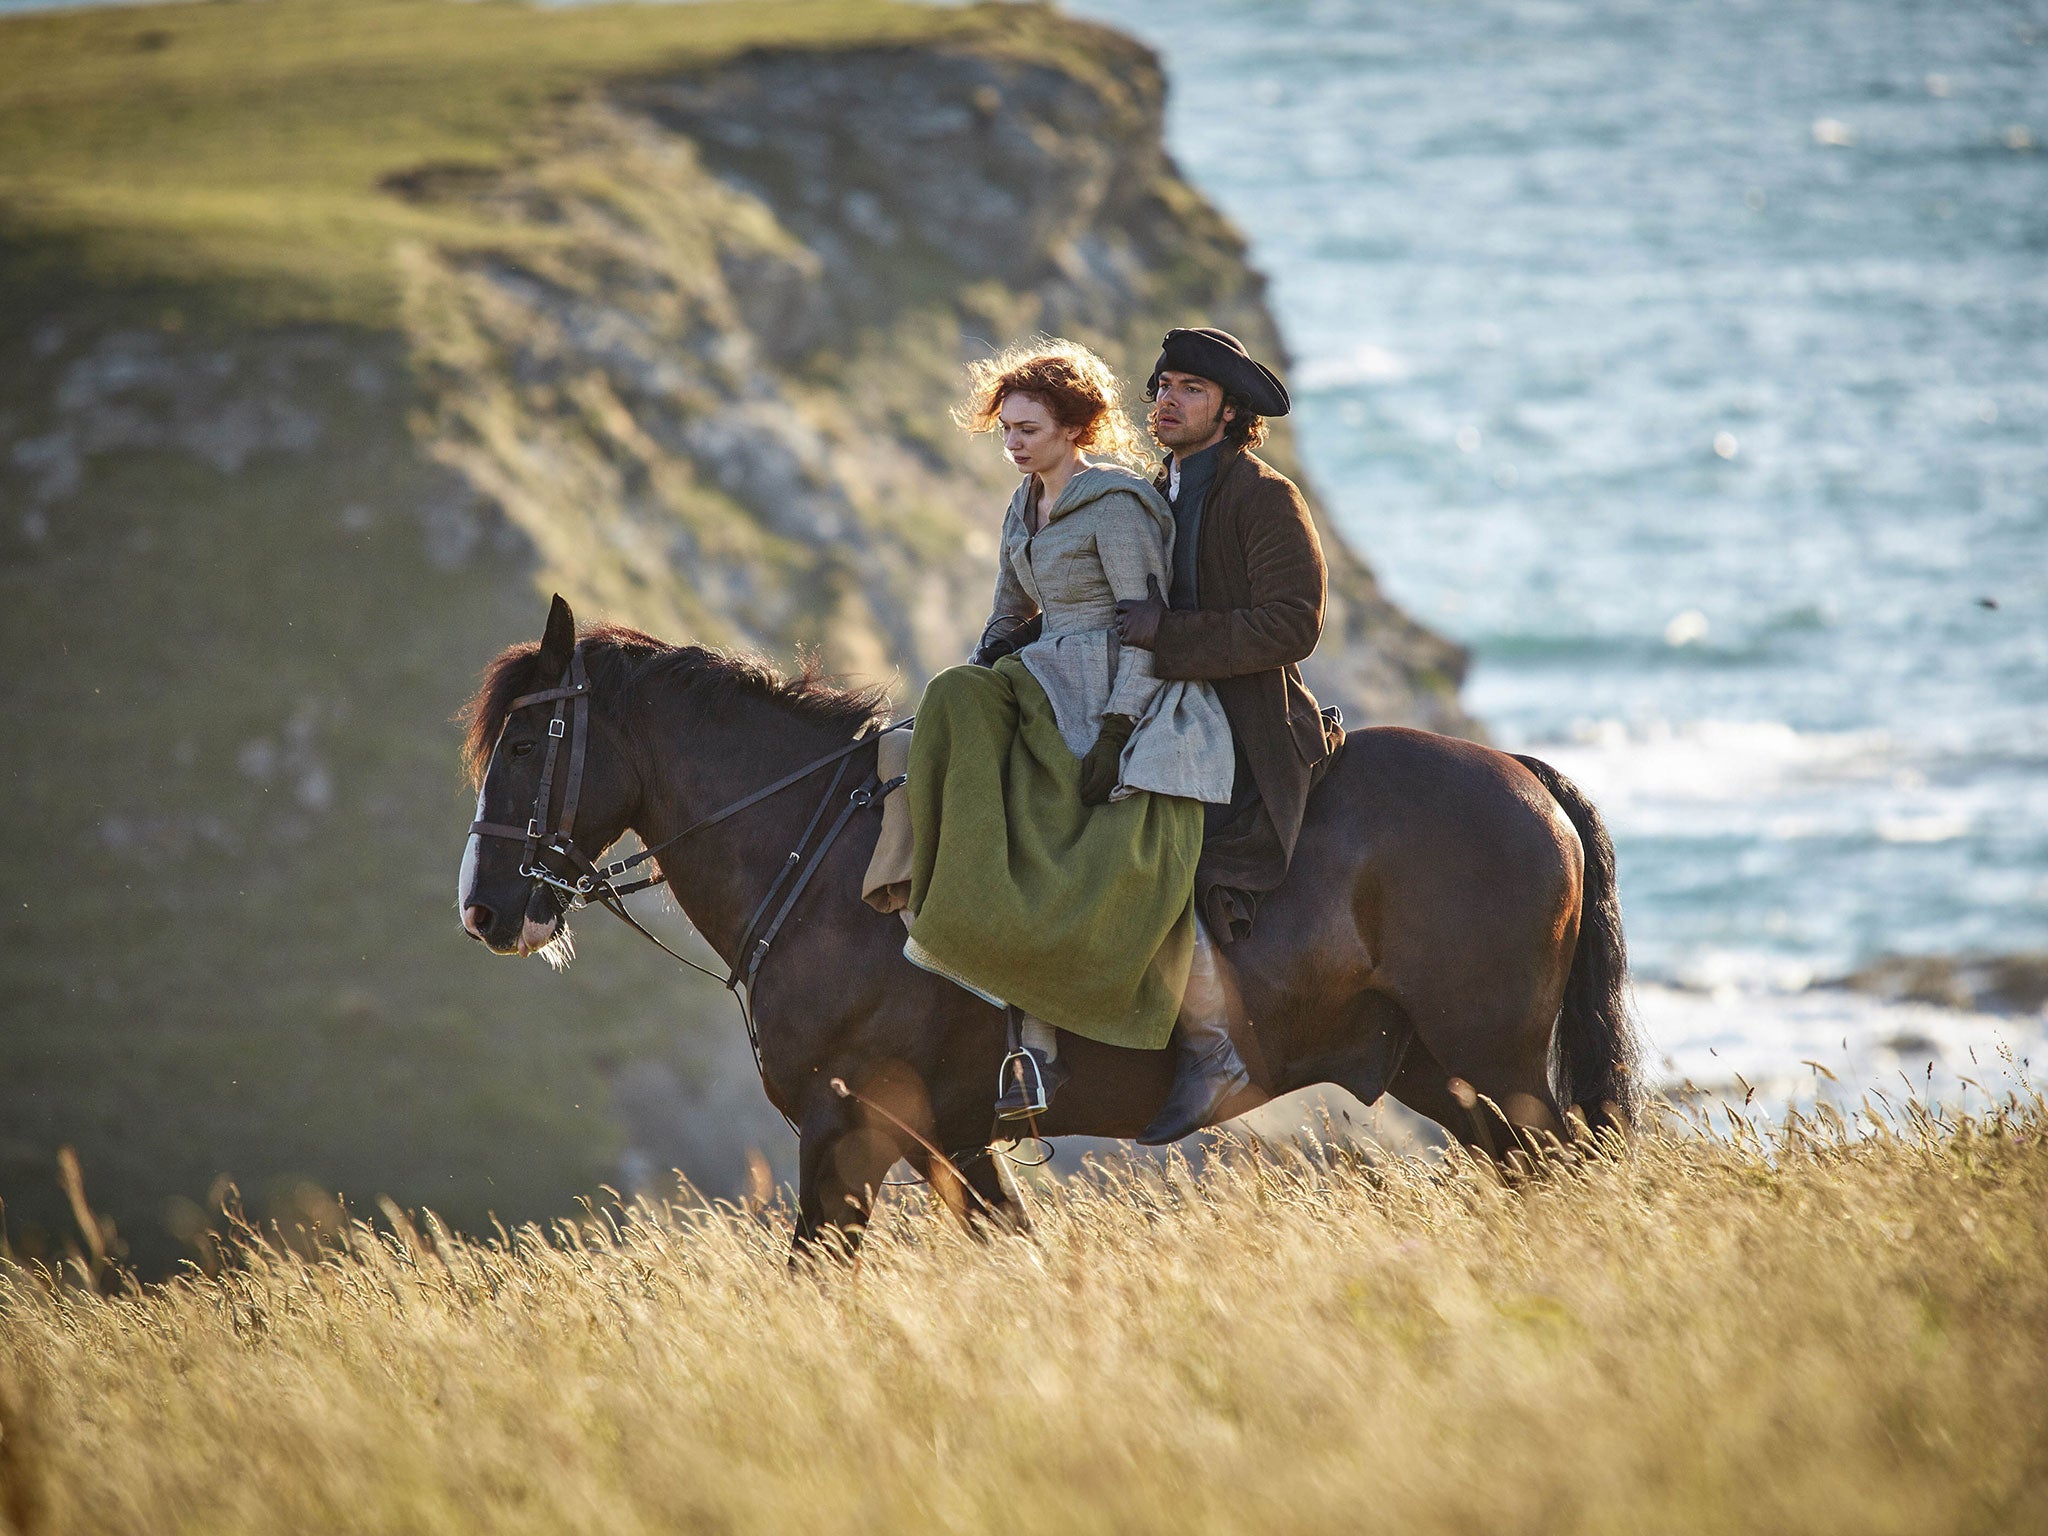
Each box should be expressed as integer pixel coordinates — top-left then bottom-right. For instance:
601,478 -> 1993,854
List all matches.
970,612 -> 1042,667
1076,714 -> 1136,806
1113,575 -> 1168,650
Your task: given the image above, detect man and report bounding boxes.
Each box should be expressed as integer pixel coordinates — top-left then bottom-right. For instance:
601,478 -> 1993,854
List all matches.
1115,326 -> 1334,1143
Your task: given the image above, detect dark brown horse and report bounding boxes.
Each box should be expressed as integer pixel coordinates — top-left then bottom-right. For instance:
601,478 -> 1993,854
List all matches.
456,597 -> 1640,1253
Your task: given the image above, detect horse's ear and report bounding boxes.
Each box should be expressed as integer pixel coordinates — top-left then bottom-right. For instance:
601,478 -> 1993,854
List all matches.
535,593 -> 576,681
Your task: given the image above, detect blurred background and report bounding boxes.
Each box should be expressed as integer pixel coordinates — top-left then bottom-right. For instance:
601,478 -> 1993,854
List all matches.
2,0 -> 2041,1274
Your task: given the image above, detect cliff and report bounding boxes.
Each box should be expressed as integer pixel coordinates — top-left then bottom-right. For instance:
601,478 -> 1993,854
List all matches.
0,0 -> 1471,1271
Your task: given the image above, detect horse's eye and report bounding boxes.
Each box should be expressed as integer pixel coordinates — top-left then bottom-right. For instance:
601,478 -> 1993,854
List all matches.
510,740 -> 536,759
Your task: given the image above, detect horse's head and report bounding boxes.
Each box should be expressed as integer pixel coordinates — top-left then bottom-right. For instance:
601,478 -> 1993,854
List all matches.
456,595 -> 640,960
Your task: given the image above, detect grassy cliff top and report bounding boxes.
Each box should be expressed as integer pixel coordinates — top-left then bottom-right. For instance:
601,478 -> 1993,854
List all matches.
0,0 -> 1130,328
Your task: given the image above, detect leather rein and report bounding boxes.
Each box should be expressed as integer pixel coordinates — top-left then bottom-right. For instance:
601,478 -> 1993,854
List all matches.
467,644 -> 910,1122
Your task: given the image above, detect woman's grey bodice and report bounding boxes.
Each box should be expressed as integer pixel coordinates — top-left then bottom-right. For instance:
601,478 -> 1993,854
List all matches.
985,464 -> 1233,804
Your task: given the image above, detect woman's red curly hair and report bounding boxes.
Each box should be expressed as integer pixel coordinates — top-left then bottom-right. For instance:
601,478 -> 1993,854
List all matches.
955,339 -> 1147,465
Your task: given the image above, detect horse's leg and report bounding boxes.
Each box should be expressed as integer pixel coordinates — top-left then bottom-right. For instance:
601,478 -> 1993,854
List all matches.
962,1149 -> 1030,1232
1389,1029 -> 1566,1167
1416,968 -> 1573,1166
790,1083 -> 903,1264
1364,783 -> 1579,1164
903,1143 -> 1031,1237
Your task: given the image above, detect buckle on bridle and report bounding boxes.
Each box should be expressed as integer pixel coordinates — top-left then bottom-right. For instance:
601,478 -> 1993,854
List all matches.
548,717 -> 566,738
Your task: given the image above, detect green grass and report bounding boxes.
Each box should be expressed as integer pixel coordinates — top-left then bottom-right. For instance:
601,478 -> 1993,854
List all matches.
0,347 -> 715,1272
0,0 -> 1106,327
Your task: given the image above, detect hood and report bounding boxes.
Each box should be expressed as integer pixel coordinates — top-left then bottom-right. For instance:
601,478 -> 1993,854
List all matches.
1012,463 -> 1173,535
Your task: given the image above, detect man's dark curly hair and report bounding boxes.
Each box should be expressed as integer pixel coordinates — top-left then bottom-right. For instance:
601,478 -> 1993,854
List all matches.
1221,395 -> 1270,450
1143,378 -> 1269,451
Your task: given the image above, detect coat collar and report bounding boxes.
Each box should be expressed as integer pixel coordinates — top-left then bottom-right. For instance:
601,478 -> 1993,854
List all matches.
1154,437 -> 1248,492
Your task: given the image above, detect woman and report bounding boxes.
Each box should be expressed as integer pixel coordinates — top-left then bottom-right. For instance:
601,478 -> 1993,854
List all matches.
903,341 -> 1234,1118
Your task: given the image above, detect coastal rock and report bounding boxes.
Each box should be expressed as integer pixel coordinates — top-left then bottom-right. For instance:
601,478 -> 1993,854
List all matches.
399,42 -> 1474,726
1832,954 -> 2048,1017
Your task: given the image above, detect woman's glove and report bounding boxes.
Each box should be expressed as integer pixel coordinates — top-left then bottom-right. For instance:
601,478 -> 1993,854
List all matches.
971,612 -> 1042,667
1077,714 -> 1137,806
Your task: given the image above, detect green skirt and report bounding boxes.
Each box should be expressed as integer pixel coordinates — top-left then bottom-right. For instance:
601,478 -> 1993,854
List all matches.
905,657 -> 1200,1050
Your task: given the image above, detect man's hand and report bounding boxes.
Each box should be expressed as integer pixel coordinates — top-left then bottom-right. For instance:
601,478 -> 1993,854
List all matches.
1076,714 -> 1136,806
1114,575 -> 1168,650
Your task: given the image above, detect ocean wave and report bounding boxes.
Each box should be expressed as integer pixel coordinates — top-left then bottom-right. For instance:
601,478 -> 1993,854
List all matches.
1294,342 -> 1413,389
1472,630 -> 1782,667
1636,976 -> 2043,1114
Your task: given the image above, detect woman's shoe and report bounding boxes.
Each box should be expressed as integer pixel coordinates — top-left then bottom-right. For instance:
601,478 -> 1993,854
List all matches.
994,1046 -> 1069,1121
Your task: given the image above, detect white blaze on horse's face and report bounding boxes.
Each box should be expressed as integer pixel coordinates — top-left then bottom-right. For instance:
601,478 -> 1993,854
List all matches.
457,786 -> 484,921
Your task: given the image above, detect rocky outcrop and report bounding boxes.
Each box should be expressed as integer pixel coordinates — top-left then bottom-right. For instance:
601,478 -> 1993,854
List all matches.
395,38 -> 1473,724
1831,954 -> 2048,1016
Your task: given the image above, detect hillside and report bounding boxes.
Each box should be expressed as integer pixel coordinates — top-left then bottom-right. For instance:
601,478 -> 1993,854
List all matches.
3,1102 -> 2044,1533
0,0 -> 1475,1272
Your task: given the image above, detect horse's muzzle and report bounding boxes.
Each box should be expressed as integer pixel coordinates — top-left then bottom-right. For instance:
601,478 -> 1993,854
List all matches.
460,899 -> 554,955
515,913 -> 559,955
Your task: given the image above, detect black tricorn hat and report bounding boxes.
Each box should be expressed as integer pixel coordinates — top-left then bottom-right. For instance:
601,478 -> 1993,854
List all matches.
1148,327 -> 1290,417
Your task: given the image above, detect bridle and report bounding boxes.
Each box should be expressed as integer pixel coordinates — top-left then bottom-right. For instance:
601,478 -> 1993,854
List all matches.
466,643 -> 909,1125
467,647 -> 600,909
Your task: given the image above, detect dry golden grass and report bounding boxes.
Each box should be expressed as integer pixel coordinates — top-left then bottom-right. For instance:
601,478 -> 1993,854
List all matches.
3,1093 -> 2044,1536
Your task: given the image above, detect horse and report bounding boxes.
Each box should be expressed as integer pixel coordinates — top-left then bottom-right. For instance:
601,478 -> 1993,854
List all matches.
456,596 -> 1640,1255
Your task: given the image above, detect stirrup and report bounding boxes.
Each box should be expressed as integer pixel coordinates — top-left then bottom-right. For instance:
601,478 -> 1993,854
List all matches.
994,1046 -> 1064,1121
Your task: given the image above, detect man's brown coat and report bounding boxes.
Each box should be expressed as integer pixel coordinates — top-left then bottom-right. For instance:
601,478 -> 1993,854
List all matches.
1150,443 -> 1332,936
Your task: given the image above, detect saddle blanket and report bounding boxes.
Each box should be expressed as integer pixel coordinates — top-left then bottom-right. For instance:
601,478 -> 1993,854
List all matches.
861,726 -> 915,918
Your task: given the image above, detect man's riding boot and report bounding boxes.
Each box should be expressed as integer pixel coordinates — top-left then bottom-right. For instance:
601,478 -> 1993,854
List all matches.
1137,920 -> 1254,1145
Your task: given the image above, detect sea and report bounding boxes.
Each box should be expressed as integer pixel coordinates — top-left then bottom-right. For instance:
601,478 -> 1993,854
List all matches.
1072,0 -> 2048,1112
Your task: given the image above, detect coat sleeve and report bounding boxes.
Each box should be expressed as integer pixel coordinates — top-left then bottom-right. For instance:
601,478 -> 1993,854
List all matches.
1149,475 -> 1326,681
1091,493 -> 1166,720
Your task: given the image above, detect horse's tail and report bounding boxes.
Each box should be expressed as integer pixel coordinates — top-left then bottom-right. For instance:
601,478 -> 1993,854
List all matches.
1513,754 -> 1642,1136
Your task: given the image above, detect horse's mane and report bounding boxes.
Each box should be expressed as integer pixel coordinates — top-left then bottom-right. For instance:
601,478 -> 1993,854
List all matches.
457,622 -> 892,788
